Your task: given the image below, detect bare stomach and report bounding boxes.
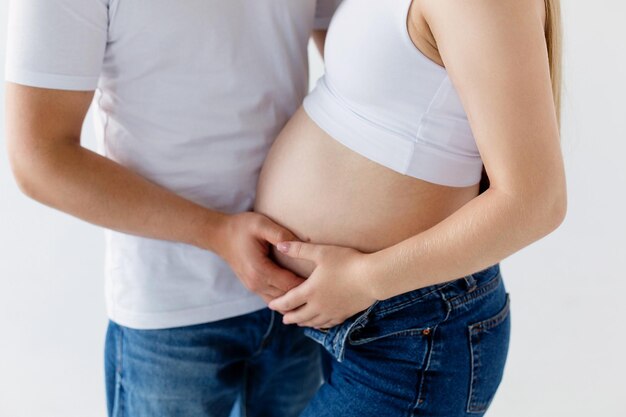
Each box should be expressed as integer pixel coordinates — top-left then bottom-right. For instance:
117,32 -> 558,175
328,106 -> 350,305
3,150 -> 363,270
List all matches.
254,107 -> 480,278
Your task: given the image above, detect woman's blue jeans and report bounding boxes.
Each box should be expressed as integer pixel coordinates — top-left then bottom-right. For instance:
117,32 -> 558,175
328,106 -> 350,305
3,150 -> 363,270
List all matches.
301,262 -> 511,417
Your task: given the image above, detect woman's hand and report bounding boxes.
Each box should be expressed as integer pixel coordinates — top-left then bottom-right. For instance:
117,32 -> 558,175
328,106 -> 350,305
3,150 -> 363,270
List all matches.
267,241 -> 378,329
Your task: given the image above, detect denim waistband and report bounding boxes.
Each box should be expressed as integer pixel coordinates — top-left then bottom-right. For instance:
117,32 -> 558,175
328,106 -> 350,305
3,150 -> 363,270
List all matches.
372,263 -> 501,317
303,263 -> 502,362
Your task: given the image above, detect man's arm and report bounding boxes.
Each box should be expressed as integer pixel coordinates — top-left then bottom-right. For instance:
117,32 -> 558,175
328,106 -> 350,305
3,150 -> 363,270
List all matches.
5,83 -> 304,301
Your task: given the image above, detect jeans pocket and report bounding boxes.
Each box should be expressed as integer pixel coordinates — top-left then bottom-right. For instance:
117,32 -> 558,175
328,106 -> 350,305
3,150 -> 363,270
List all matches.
347,294 -> 447,346
467,293 -> 511,414
303,301 -> 380,362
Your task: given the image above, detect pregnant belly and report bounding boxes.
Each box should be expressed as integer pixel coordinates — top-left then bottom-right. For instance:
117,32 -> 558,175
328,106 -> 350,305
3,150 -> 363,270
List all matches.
254,107 -> 480,278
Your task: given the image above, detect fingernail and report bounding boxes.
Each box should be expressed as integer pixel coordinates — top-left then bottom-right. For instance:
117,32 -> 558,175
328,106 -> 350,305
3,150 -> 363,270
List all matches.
277,242 -> 290,253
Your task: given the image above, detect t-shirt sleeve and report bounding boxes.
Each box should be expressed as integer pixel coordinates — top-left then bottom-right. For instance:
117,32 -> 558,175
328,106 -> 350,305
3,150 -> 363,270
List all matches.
5,0 -> 109,91
314,0 -> 343,30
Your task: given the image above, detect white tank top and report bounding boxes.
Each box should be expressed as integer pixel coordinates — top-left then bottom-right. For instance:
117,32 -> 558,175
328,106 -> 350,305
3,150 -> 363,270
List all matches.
303,0 -> 484,187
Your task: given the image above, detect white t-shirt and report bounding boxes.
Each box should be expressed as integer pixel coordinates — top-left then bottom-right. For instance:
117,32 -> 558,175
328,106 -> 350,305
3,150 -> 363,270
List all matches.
5,0 -> 342,329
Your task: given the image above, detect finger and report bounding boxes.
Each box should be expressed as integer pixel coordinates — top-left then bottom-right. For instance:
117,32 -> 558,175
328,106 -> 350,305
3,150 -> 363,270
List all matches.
263,261 -> 306,293
259,294 -> 274,304
316,320 -> 339,330
303,316 -> 331,329
257,217 -> 299,246
268,283 -> 309,312
282,304 -> 318,325
260,285 -> 285,300
275,241 -> 324,262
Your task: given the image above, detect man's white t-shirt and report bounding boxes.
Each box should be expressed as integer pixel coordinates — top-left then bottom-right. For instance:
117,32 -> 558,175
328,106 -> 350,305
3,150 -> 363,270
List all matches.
5,0 -> 342,329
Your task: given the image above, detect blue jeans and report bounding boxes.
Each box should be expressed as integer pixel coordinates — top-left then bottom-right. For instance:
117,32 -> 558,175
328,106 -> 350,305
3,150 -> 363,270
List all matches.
104,308 -> 322,417
301,263 -> 511,417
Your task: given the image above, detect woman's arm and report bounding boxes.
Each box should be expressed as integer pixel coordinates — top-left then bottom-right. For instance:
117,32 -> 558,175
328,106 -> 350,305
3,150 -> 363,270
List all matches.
366,0 -> 566,299
268,0 -> 567,327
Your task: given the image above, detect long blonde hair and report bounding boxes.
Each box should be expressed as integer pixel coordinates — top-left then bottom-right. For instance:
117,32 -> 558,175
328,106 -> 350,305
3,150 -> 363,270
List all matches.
545,0 -> 563,128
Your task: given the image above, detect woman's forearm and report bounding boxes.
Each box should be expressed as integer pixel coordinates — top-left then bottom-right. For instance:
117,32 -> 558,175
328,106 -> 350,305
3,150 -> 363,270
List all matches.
364,187 -> 567,300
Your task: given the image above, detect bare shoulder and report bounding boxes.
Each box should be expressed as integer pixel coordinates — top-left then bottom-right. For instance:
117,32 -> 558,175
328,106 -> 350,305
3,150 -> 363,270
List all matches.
407,0 -> 547,68
411,0 -> 564,200
421,0 -> 547,39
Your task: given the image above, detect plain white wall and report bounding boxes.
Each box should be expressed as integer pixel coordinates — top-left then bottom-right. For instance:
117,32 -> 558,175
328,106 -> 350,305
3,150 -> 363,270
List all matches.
0,2 -> 624,416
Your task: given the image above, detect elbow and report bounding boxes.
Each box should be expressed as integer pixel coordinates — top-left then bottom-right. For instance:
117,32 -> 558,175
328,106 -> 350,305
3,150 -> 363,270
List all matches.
10,157 -> 40,200
7,142 -> 48,201
499,182 -> 567,237
538,187 -> 568,234
547,197 -> 567,233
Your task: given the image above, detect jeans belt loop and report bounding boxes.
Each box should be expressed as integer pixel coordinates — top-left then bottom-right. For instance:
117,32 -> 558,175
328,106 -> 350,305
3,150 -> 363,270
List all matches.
463,274 -> 478,292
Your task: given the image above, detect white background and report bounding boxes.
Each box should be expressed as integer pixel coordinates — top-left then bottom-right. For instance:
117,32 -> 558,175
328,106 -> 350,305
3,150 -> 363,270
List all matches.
1,2 -> 625,417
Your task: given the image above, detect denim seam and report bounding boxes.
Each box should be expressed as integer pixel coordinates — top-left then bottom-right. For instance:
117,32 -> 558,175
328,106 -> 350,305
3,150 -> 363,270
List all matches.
437,285 -> 453,325
467,330 -> 480,414
252,310 -> 276,358
466,293 -> 511,413
469,293 -> 511,333
406,288 -> 452,415
334,301 -> 380,362
113,325 -> 124,417
348,327 -> 430,345
374,282 -> 454,317
116,324 -> 123,375
349,284 -> 452,346
447,274 -> 501,309
409,324 -> 439,416
241,362 -> 249,417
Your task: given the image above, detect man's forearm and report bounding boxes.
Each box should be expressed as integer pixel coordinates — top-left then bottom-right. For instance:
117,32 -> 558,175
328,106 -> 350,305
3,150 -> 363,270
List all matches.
13,142 -> 227,253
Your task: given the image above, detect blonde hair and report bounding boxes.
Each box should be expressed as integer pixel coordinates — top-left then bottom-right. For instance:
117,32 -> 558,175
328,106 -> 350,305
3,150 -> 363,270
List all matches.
545,0 -> 563,128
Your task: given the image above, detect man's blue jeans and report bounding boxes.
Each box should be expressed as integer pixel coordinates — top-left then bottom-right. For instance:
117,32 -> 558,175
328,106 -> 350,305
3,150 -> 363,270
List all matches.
104,308 -> 322,417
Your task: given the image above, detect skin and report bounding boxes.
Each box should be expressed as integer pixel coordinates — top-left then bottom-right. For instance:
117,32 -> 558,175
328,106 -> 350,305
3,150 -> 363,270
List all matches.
262,0 -> 567,329
5,28 -> 329,305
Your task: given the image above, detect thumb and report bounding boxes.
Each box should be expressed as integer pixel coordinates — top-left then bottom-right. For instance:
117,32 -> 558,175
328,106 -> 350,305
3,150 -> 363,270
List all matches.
257,217 -> 299,246
275,241 -> 323,262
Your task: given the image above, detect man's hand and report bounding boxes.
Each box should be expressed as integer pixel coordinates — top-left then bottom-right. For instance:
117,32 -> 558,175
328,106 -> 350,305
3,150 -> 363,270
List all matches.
212,212 -> 306,303
5,83 -> 304,306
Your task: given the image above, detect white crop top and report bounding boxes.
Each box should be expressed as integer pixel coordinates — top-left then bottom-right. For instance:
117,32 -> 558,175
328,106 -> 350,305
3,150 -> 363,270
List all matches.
303,0 -> 484,187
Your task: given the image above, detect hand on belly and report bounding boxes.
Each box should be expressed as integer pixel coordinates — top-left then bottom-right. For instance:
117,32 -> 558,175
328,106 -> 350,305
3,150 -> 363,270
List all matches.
270,245 -> 316,279
267,240 -> 378,329
253,107 -> 479,327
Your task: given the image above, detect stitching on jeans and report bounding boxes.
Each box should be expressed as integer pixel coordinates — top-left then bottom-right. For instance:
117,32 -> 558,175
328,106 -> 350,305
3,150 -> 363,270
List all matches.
466,294 -> 511,413
116,324 -> 123,374
448,274 -> 501,309
348,326 -> 429,346
409,288 -> 453,415
437,286 -> 453,325
252,310 -> 275,358
241,362 -> 249,417
468,293 -> 511,333
374,282 -> 454,317
409,324 -> 438,416
467,328 -> 479,414
113,325 -> 124,417
335,301 -> 380,362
